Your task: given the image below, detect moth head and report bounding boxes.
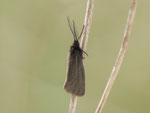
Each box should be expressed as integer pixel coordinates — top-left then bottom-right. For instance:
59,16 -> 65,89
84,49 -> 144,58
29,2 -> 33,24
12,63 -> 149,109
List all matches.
73,40 -> 80,47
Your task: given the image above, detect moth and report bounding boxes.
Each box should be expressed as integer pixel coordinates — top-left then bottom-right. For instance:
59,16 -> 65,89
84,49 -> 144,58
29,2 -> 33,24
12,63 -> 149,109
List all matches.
64,17 -> 86,96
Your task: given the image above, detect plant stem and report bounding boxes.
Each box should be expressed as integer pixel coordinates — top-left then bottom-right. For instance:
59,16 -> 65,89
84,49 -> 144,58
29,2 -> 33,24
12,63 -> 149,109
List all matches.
68,95 -> 78,113
80,0 -> 95,51
95,0 -> 137,113
68,0 -> 95,113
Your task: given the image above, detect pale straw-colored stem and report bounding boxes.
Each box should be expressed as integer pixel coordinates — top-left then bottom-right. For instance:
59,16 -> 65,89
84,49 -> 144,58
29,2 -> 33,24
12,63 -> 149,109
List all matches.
95,0 -> 137,113
68,0 -> 95,113
68,95 -> 78,113
80,0 -> 95,51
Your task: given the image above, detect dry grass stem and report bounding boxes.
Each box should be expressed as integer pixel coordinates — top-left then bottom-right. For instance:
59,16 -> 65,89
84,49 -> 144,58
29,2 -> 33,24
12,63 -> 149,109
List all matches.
80,0 -> 95,51
68,95 -> 78,113
68,0 -> 95,113
95,0 -> 137,113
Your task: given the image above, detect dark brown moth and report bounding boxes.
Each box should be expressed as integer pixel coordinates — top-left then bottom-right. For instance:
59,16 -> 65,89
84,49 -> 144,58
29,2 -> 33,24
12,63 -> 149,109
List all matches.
64,17 -> 86,96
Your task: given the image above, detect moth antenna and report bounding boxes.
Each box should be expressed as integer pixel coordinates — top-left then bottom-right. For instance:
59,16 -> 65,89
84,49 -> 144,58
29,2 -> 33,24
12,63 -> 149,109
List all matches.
75,28 -> 79,39
67,17 -> 76,40
78,25 -> 85,41
72,20 -> 79,38
73,20 -> 78,40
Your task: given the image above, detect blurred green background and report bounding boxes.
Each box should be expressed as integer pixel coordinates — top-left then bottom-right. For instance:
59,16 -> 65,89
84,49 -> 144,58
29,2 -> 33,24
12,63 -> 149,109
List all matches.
0,0 -> 150,113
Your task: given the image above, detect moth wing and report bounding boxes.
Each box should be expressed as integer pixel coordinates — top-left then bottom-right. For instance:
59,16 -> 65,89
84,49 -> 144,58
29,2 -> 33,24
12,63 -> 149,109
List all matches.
64,51 -> 85,96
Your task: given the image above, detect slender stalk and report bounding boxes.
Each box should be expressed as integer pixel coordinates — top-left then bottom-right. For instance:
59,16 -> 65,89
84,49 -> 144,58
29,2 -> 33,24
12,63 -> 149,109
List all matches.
68,0 -> 95,113
80,0 -> 95,51
95,0 -> 137,113
68,95 -> 78,113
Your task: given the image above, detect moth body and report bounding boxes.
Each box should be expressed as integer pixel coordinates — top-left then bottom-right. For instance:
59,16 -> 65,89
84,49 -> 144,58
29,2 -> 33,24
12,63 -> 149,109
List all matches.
64,17 -> 85,96
64,40 -> 85,96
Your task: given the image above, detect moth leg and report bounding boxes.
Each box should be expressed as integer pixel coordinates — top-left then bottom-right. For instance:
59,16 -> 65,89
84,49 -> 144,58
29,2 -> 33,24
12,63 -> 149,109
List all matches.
82,50 -> 88,56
